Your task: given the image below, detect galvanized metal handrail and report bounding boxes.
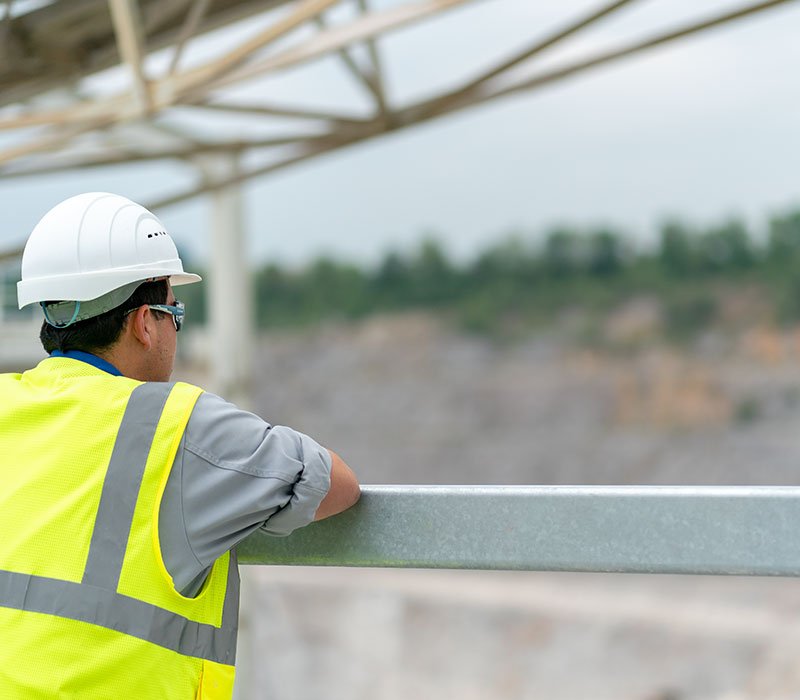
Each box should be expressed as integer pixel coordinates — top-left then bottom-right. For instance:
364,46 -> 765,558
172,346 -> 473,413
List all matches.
237,485 -> 800,576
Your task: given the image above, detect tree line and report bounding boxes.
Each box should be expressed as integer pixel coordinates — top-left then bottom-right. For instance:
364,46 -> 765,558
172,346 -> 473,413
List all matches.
180,209 -> 800,340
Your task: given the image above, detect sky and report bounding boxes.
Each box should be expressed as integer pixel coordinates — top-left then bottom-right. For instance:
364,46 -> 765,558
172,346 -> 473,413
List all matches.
2,0 -> 800,269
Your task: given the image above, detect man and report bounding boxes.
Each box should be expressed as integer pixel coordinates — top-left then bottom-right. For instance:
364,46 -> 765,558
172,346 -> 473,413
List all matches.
0,192 -> 360,699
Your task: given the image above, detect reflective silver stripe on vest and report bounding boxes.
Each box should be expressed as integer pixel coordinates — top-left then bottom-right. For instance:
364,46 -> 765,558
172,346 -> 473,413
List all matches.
83,382 -> 172,589
0,382 -> 239,665
0,564 -> 239,665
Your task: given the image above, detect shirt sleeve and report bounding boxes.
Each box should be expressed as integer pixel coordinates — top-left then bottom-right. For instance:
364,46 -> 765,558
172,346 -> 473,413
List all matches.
158,391 -> 332,596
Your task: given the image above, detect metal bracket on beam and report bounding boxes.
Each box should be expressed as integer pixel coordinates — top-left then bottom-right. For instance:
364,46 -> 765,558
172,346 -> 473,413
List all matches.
237,485 -> 800,576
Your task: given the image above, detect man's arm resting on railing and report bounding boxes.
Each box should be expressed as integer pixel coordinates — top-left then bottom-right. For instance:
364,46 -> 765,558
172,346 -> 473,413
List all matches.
314,449 -> 360,520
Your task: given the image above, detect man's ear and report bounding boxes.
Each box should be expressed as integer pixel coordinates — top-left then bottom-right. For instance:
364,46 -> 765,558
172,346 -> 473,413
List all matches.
126,306 -> 153,351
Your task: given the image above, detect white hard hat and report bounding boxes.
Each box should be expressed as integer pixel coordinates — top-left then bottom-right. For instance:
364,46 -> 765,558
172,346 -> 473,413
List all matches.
18,192 -> 201,310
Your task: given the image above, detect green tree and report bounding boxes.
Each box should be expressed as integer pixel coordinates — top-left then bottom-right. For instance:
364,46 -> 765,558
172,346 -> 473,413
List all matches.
696,220 -> 754,271
767,211 -> 800,263
658,221 -> 695,275
543,228 -> 583,277
587,228 -> 627,276
371,250 -> 412,309
470,235 -> 536,285
305,257 -> 368,319
254,264 -> 304,327
409,238 -> 458,304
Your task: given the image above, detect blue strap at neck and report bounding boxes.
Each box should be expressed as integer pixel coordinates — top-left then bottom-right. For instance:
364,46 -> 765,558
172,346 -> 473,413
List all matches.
50,350 -> 122,377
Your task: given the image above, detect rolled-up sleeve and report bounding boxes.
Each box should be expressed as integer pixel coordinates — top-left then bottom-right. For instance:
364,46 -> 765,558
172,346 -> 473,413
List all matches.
159,391 -> 331,595
254,425 -> 331,536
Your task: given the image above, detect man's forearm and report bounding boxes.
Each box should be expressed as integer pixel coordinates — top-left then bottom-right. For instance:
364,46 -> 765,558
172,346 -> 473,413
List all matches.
314,449 -> 360,520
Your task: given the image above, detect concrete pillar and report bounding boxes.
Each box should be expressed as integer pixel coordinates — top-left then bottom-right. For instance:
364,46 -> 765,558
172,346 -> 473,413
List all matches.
197,153 -> 254,408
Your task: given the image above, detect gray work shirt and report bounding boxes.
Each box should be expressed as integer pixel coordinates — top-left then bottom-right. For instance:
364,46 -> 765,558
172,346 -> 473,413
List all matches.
159,392 -> 332,596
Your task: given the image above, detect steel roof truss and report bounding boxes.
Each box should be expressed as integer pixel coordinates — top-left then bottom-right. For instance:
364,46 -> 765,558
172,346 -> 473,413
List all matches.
108,0 -> 152,115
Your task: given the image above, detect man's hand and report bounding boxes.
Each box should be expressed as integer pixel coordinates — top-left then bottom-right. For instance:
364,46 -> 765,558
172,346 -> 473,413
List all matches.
314,450 -> 360,521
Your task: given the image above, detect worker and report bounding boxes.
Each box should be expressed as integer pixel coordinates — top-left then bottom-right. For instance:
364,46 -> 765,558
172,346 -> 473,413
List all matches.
0,192 -> 361,699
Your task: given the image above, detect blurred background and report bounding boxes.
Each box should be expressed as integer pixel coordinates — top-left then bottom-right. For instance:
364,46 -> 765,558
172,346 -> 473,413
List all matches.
3,0 -> 800,698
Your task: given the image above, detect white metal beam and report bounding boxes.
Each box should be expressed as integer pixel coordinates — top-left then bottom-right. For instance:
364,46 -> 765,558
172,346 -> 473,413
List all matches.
0,0 -> 797,192
175,0 -> 342,94
187,99 -> 368,126
167,0 -> 212,76
431,0 -> 800,117
194,153 -> 254,408
0,117 -> 116,166
356,0 -> 389,119
203,0 -> 475,92
108,0 -> 152,115
416,0 -> 640,120
0,134 -> 322,177
146,127 -> 373,209
0,0 -> 349,131
313,11 -> 386,115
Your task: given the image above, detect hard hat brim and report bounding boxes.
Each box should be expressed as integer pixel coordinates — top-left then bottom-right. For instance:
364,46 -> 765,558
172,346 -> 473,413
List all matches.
17,263 -> 202,309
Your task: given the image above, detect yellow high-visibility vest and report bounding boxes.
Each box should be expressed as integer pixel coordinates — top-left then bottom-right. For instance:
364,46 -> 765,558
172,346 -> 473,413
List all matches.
0,357 -> 238,699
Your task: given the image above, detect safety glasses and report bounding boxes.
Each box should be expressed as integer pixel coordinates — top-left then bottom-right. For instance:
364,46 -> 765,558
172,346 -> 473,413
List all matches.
125,300 -> 184,331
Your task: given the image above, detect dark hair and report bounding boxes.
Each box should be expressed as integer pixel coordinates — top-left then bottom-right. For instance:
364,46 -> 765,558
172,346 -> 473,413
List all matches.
40,279 -> 169,354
